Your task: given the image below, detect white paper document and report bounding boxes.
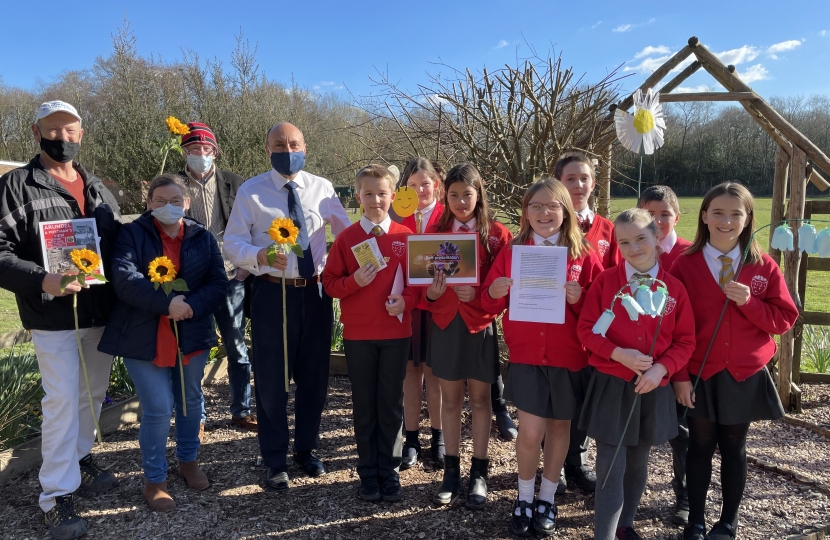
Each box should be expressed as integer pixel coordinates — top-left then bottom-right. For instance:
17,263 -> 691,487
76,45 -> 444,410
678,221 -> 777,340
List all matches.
351,237 -> 387,270
391,264 -> 405,322
508,245 -> 567,324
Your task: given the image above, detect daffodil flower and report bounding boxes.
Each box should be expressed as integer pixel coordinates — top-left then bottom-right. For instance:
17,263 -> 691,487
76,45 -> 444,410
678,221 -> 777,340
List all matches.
817,229 -> 830,257
798,223 -> 818,254
771,224 -> 794,252
652,287 -> 668,316
635,285 -> 656,317
592,309 -> 616,337
620,294 -> 645,321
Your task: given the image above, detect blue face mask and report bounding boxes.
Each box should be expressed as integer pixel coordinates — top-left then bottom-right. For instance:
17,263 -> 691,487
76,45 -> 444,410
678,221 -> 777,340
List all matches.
152,203 -> 186,225
270,151 -> 305,177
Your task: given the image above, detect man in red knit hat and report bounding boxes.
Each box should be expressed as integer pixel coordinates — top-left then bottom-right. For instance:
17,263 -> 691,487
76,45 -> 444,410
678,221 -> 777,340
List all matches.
177,122 -> 255,434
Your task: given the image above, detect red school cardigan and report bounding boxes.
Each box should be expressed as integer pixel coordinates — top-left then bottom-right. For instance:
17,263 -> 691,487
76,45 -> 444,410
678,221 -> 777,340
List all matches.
585,214 -> 620,269
669,250 -> 798,382
659,236 -> 693,272
577,264 -> 696,384
423,220 -> 513,333
322,221 -> 421,341
481,241 -> 604,370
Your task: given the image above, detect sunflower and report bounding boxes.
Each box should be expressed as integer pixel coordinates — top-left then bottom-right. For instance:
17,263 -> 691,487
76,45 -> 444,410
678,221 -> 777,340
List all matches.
614,88 -> 666,155
165,116 -> 190,136
148,256 -> 177,283
268,217 -> 300,245
70,248 -> 101,274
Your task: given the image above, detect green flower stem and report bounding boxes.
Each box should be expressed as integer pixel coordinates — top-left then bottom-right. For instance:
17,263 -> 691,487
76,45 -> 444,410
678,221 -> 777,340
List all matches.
173,320 -> 187,417
283,266 -> 289,393
74,293 -> 103,444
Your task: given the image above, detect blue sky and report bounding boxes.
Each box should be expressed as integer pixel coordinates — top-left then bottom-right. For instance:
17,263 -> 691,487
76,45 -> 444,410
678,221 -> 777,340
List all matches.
2,0 -> 829,100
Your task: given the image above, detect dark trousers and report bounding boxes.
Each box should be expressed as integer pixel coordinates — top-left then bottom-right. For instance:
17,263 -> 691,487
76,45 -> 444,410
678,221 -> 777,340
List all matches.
565,423 -> 591,469
490,323 -> 508,413
668,404 -> 689,497
344,337 -> 410,481
250,278 -> 333,468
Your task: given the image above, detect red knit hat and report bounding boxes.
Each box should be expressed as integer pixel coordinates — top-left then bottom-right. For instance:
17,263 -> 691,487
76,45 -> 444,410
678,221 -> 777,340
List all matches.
181,122 -> 218,152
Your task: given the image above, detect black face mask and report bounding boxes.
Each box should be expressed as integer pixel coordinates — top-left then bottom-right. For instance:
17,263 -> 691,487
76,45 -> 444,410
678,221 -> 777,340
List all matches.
39,137 -> 80,163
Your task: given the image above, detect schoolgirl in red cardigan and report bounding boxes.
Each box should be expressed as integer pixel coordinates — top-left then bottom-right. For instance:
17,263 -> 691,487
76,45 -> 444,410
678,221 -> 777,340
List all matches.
481,179 -> 603,536
669,183 -> 798,540
398,157 -> 447,471
423,163 -> 512,510
577,209 -> 695,540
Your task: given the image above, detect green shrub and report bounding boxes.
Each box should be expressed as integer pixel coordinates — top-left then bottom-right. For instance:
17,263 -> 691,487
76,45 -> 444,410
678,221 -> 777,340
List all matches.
331,300 -> 344,353
0,344 -> 44,450
801,325 -> 830,374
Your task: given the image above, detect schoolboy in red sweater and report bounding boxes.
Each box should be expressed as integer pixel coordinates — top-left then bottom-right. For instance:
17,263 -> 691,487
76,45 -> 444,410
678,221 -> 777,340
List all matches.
322,164 -> 420,503
637,184 -> 693,524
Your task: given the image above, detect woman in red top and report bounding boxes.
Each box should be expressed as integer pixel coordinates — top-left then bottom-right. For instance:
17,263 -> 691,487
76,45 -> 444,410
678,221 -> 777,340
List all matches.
577,209 -> 695,540
398,158 -> 447,470
670,183 -> 798,540
424,163 -> 512,510
482,179 -> 603,536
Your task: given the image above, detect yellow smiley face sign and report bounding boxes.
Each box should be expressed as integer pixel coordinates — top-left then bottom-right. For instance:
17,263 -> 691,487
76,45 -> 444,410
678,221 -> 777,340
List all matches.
391,186 -> 418,218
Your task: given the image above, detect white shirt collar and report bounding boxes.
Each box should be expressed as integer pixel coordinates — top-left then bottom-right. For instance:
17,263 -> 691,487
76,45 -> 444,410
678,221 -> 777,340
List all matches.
453,217 -> 477,232
417,199 -> 437,216
625,260 -> 660,283
269,169 -> 306,189
576,206 -> 594,224
360,214 -> 392,235
659,229 -> 678,253
703,242 -> 741,264
533,232 -> 560,246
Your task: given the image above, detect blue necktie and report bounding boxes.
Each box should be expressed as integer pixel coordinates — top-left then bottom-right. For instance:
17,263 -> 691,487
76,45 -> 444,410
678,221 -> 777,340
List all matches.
284,181 -> 314,279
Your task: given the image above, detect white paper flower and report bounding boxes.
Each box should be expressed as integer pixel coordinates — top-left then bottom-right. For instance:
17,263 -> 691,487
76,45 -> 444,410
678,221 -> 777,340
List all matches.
614,88 -> 666,155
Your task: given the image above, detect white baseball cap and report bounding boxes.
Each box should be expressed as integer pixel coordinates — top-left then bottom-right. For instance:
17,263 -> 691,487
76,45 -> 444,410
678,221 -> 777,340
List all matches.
34,101 -> 82,124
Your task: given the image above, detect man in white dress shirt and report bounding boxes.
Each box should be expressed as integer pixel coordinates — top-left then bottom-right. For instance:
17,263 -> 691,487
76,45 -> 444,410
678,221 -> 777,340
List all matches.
224,123 -> 351,490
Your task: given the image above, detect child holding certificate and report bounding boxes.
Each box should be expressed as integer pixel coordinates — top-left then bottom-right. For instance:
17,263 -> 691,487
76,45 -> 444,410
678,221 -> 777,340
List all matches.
481,178 -> 603,537
322,164 -> 421,502
423,163 -> 512,510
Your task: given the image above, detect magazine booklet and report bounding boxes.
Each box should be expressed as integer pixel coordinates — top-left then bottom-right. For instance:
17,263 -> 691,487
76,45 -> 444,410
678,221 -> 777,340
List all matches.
38,218 -> 105,284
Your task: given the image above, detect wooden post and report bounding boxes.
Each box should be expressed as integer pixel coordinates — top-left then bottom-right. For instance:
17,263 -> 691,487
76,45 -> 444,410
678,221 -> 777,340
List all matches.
778,146 -> 807,411
597,144 -> 612,219
769,144 -> 791,265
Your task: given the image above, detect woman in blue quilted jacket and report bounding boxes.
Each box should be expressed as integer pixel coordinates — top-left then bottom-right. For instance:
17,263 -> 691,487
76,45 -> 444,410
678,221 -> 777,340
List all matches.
99,173 -> 226,512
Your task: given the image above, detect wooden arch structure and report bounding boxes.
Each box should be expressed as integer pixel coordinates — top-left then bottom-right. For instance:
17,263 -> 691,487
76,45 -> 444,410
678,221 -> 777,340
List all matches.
585,36 -> 830,411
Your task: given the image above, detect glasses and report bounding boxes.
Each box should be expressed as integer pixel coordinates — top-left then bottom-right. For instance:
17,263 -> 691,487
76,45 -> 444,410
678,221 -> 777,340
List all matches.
527,202 -> 563,213
184,146 -> 215,156
151,198 -> 185,207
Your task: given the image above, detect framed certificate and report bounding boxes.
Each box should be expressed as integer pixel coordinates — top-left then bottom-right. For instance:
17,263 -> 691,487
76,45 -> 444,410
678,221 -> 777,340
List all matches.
406,233 -> 480,286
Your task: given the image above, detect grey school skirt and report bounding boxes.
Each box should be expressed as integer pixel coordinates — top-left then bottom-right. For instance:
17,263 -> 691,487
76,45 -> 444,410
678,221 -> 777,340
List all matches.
686,366 -> 785,425
578,370 -> 678,447
505,364 -> 591,420
426,313 -> 498,384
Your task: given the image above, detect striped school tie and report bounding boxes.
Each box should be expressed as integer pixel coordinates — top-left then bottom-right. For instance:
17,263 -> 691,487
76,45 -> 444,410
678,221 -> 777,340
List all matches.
458,225 -> 470,232
415,211 -> 423,233
718,255 -> 734,289
372,225 -> 384,237
633,272 -> 651,283
542,240 -> 554,246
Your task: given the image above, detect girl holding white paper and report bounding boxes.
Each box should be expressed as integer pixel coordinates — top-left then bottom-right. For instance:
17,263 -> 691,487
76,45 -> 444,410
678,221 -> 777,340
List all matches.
481,179 -> 603,537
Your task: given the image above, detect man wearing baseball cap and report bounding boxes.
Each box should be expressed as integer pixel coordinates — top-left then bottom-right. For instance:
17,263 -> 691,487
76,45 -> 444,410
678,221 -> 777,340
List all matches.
0,101 -> 121,539
177,122 -> 255,433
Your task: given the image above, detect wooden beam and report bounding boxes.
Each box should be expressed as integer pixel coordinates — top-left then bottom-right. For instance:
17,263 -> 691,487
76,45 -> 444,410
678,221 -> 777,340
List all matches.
769,144 -> 791,265
597,145 -> 612,219
659,91 -> 757,102
807,163 -> 830,192
658,61 -> 702,94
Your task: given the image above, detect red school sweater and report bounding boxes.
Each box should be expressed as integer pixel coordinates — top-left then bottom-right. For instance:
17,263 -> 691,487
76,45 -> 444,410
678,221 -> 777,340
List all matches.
585,214 -> 620,269
659,236 -> 692,272
481,241 -> 604,370
669,250 -> 798,382
423,220 -> 513,333
401,203 -> 445,234
577,264 -> 696,384
322,221 -> 421,341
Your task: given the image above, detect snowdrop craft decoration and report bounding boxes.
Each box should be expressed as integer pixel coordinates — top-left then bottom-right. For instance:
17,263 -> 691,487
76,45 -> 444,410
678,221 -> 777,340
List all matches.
771,225 -> 794,252
798,223 -> 818,254
817,229 -> 830,257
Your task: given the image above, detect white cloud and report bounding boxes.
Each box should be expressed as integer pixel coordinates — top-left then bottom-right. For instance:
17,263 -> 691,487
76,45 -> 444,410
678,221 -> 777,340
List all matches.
312,85 -> 320,90
766,39 -> 802,58
715,45 -> 759,66
820,30 -> 827,37
495,39 -> 509,49
424,94 -> 449,107
613,24 -> 633,33
334,85 -> 344,90
623,55 -> 671,73
635,45 -> 671,58
591,20 -> 602,29
674,85 -> 717,93
739,64 -> 769,83
320,81 -> 335,86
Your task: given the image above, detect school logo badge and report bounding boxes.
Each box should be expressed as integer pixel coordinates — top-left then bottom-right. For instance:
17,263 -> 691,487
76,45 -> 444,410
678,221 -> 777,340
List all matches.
488,236 -> 501,251
597,239 -> 610,257
751,275 -> 769,295
664,295 -> 677,315
391,241 -> 405,258
570,264 -> 582,281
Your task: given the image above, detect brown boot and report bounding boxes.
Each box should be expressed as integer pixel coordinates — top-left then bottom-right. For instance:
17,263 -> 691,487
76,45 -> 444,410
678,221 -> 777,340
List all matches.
178,461 -> 209,490
143,480 -> 176,512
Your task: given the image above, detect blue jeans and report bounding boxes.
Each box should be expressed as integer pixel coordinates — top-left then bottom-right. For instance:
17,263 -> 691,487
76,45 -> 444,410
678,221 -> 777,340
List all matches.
125,351 -> 208,483
213,278 -> 252,419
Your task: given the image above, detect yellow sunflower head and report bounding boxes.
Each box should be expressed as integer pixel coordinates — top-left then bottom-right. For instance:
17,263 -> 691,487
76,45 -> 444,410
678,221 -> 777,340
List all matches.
148,256 -> 177,284
69,248 -> 101,274
165,116 -> 190,136
268,217 -> 299,245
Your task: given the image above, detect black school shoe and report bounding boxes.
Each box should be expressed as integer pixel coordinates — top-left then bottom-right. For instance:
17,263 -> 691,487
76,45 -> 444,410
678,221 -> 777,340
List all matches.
708,521 -> 736,540
401,431 -> 421,471
78,454 -> 120,494
673,493 -> 690,526
683,523 -> 710,540
465,456 -> 489,509
532,499 -> 557,536
495,409 -> 518,440
508,499 -> 533,537
430,428 -> 445,468
294,450 -> 325,477
265,466 -> 289,491
565,465 -> 597,492
556,468 -> 567,495
433,455 -> 462,505
381,477 -> 403,502
615,526 -> 644,540
44,494 -> 87,540
358,477 -> 381,501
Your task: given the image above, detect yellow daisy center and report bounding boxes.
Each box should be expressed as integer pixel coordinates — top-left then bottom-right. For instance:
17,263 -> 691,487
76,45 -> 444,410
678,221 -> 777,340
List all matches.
633,109 -> 655,134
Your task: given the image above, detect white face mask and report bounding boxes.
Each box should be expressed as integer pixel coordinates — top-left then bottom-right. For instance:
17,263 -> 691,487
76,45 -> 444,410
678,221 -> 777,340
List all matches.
152,204 -> 186,225
186,154 -> 214,175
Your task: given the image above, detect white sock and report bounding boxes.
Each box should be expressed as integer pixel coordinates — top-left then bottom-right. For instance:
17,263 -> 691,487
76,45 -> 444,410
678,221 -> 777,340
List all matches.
538,476 -> 557,511
516,476 -> 535,517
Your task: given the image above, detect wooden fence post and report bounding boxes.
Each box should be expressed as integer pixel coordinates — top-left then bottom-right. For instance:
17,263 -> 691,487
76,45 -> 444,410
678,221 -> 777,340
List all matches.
769,144 -> 791,265
597,144 -> 612,219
